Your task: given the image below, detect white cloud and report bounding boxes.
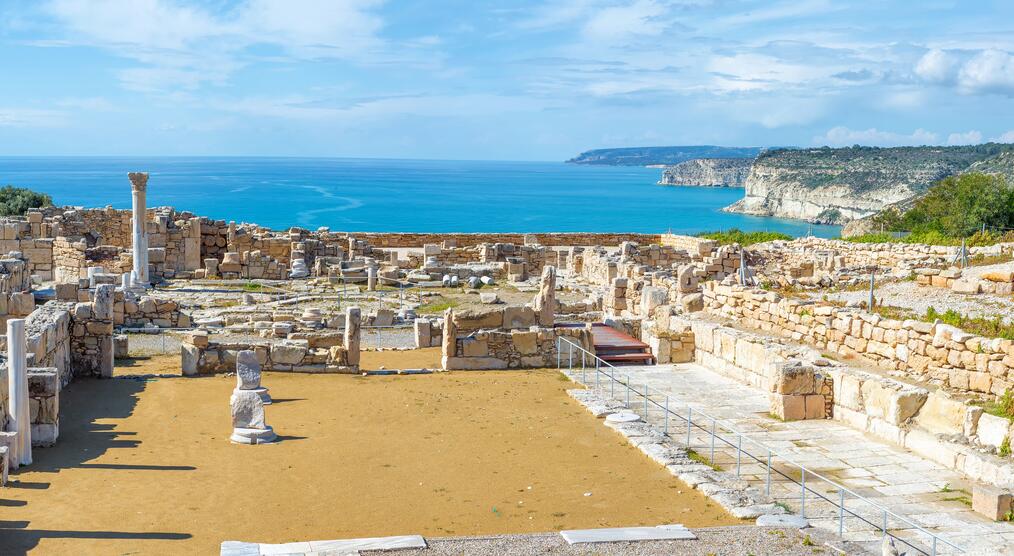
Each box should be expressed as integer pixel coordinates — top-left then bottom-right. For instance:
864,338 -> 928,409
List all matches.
707,53 -> 826,91
958,49 -> 1014,96
44,0 -> 388,93
946,130 -> 983,145
0,108 -> 65,127
915,47 -> 1014,96
814,126 -> 939,147
993,130 -> 1014,143
582,0 -> 672,42
914,48 -> 957,83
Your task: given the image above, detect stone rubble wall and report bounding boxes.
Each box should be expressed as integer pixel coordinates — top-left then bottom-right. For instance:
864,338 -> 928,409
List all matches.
915,267 -> 1014,296
27,368 -> 58,447
68,284 -> 115,379
658,234 -> 719,257
442,321 -> 593,370
181,333 -> 359,375
700,282 -> 1014,397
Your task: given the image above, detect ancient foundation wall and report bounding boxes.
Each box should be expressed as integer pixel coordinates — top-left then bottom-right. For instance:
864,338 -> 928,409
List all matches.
701,282 -> 1014,397
348,232 -> 662,248
181,334 -> 359,375
440,306 -> 594,370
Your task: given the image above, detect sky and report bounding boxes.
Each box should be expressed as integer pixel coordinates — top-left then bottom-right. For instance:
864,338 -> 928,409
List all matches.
0,0 -> 1013,160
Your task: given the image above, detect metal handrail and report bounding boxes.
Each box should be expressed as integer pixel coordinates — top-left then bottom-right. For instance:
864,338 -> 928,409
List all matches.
555,336 -> 963,556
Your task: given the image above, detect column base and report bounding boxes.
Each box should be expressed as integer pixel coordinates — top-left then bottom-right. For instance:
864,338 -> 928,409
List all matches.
230,426 -> 277,445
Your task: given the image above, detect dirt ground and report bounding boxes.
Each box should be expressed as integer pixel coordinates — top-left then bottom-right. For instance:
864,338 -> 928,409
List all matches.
1,351 -> 737,555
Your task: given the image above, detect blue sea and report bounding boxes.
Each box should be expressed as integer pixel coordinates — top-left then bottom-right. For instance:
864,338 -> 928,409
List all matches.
0,157 -> 839,237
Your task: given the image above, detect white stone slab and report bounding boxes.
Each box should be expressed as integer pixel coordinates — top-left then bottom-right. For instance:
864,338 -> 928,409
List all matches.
561,525 -> 695,544
605,411 -> 641,423
226,535 -> 427,555
309,534 -> 426,552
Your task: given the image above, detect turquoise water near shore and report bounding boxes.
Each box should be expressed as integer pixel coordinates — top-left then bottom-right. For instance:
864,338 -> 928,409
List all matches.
0,157 -> 839,236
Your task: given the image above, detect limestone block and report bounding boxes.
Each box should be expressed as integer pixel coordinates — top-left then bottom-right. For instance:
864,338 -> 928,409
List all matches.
414,318 -> 431,348
502,306 -> 535,329
8,292 -> 35,316
976,413 -> 1011,451
772,364 -> 818,395
771,393 -> 805,421
461,338 -> 488,357
804,395 -> 826,419
113,334 -> 128,358
181,344 -> 199,376
453,308 -> 503,330
230,390 -> 266,429
914,392 -> 970,436
271,342 -> 307,365
511,330 -> 538,355
972,485 -> 1013,521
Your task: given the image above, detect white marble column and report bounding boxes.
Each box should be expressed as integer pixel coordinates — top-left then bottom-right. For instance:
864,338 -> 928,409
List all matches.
6,318 -> 31,467
129,172 -> 149,285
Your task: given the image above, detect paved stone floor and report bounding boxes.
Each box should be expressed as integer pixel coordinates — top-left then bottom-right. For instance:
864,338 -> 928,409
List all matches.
566,362 -> 1014,555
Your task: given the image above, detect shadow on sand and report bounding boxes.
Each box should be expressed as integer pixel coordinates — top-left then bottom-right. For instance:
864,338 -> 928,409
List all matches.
0,376 -> 193,554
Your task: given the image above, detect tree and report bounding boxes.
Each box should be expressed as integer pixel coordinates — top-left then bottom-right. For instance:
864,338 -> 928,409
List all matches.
888,173 -> 1013,237
0,186 -> 53,216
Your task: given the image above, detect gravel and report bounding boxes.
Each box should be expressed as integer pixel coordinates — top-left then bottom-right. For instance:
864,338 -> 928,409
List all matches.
817,273 -> 1014,325
362,526 -> 863,555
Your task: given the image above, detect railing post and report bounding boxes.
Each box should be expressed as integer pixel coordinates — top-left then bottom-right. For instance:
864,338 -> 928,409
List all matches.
556,338 -> 561,369
664,397 -> 669,435
765,450 -> 771,496
686,407 -> 692,447
882,510 -> 887,535
838,490 -> 844,536
568,343 -> 573,369
581,351 -> 585,370
800,468 -> 806,518
736,435 -> 742,476
596,360 -> 600,389
932,536 -> 937,556
626,375 -> 631,407
710,418 -> 716,464
643,384 -> 649,419
610,368 -> 615,398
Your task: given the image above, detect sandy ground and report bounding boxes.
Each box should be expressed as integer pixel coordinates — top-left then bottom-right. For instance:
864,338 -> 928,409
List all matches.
1,352 -> 737,555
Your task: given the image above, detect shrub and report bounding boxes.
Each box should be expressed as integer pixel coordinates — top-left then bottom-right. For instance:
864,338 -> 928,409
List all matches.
696,228 -> 793,246
0,185 -> 52,216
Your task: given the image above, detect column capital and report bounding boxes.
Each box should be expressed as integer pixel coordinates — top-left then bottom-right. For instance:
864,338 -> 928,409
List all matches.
128,172 -> 149,192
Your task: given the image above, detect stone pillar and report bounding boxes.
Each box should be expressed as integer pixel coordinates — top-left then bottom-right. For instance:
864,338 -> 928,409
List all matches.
441,309 -> 457,360
129,172 -> 149,285
94,284 -> 115,378
344,306 -> 361,368
534,265 -> 557,327
367,265 -> 378,291
236,350 -> 270,403
6,319 -> 31,467
121,272 -> 132,290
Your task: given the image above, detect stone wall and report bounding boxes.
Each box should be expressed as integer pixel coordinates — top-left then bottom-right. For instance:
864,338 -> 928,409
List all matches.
441,314 -> 594,370
68,284 -> 115,379
181,307 -> 361,374
700,282 -> 1014,397
346,232 -> 662,248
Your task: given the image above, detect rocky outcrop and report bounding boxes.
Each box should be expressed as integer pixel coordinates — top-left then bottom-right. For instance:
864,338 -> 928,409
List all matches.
724,144 -> 1014,224
658,158 -> 752,187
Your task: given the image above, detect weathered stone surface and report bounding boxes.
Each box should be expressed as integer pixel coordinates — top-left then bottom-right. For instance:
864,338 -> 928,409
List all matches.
534,265 -> 556,327
235,350 -> 261,390
230,389 -> 266,429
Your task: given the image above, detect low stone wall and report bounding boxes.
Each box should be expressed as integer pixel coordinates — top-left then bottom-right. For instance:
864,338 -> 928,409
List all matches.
915,267 -> 1014,296
701,282 -> 1014,397
659,233 -> 718,257
181,308 -> 361,375
347,232 -> 662,248
28,368 -> 58,447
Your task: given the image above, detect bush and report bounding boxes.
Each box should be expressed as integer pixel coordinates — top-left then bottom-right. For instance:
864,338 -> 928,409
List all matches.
696,228 -> 793,246
0,185 -> 52,216
869,172 -> 1014,239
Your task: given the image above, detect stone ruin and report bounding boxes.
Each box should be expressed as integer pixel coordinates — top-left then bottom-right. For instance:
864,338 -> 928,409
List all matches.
230,349 -> 275,445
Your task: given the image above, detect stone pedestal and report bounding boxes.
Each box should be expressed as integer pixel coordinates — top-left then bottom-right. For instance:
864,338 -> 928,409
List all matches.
230,389 -> 275,445
129,172 -> 149,285
534,265 -> 557,327
5,319 -> 31,467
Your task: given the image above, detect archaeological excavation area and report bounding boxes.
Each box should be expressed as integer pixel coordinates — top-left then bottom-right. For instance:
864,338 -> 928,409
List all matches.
1,173 -> 1014,555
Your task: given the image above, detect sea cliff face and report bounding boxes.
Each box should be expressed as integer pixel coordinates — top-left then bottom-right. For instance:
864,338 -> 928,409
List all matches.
657,158 -> 752,187
724,145 -> 1014,224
